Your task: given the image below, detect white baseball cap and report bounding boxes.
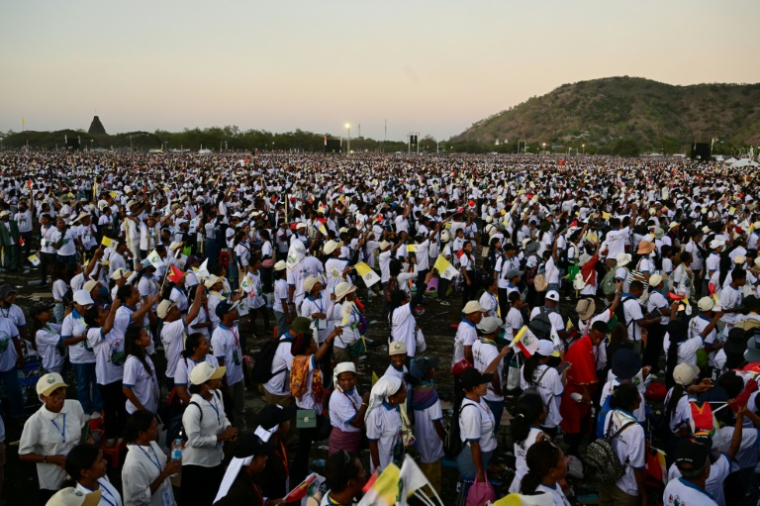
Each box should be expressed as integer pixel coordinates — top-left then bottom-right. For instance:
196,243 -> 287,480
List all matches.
545,290 -> 560,302
72,290 -> 94,306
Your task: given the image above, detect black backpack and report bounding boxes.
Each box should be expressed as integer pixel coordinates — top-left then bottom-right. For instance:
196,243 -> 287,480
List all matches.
529,307 -> 554,339
250,336 -> 290,384
443,403 -> 478,459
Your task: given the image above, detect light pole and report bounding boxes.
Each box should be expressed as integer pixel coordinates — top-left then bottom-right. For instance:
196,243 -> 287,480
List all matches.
582,143 -> 585,155
345,123 -> 351,154
542,142 -> 546,155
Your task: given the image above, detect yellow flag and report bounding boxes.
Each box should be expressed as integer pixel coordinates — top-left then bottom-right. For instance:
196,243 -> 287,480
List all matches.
355,262 -> 381,288
406,244 -> 416,253
500,209 -> 507,216
101,236 -> 113,247
372,370 -> 380,386
602,212 -> 611,220
318,224 -> 328,236
433,255 -> 458,280
361,464 -> 400,506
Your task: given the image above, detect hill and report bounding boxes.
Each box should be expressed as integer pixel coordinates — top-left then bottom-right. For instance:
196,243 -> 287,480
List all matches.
453,76 -> 760,153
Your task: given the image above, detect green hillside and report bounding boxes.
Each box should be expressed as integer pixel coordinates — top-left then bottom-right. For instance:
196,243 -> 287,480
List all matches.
453,76 -> 760,153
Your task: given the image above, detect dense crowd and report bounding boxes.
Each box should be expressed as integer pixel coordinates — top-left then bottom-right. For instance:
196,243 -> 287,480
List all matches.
0,151 -> 759,506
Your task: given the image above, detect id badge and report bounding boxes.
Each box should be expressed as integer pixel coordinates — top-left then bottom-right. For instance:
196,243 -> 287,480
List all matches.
161,484 -> 174,506
233,349 -> 241,365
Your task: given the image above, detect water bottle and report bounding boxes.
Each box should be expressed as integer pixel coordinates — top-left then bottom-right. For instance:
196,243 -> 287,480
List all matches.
171,438 -> 183,476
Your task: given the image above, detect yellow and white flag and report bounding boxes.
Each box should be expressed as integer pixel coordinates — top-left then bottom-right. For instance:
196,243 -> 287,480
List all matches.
357,464 -> 400,506
28,254 -> 40,267
493,492 -> 555,506
433,255 -> 458,280
355,262 -> 381,288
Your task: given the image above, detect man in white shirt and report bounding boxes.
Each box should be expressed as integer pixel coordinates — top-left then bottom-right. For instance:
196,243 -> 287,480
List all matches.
211,301 -> 246,430
663,439 -> 718,506
262,316 -> 313,408
718,267 -> 746,333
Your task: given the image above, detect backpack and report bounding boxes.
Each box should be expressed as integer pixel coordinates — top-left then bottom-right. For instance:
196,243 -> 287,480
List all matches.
585,417 -> 637,486
178,399 -> 204,442
250,336 -> 290,384
522,365 -> 551,398
524,261 -> 540,287
595,393 -> 613,438
443,402 -> 478,459
601,268 -> 618,296
529,308 -> 554,339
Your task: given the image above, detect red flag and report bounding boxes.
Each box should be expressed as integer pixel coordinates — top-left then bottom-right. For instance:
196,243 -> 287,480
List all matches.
467,199 -> 476,208
168,265 -> 184,284
26,180 -> 32,189
570,220 -> 578,228
362,469 -> 379,493
689,401 -> 714,432
456,249 -> 465,259
559,159 -> 567,166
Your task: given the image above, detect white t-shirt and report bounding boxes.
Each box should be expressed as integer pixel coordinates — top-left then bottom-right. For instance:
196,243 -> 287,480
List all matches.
173,354 -> 219,388
536,483 -> 571,506
509,426 -> 543,493
621,296 -> 644,342
62,309 -> 96,364
36,323 -> 65,373
412,398 -> 444,464
262,334 -> 294,396
123,355 -> 159,414
75,476 -> 123,506
182,391 -> 230,467
390,303 -> 417,357
664,388 -> 693,433
667,453 -> 730,506
604,410 -> 645,497
472,340 -> 503,402
366,402 -> 403,472
503,306 -> 524,342
87,327 -> 126,386
329,389 -> 362,433
0,318 -> 20,372
122,442 -> 176,506
520,364 -> 563,428
479,291 -> 500,319
211,324 -> 244,386
273,279 -> 288,314
453,319 -> 478,364
663,478 -> 718,506
459,398 -> 497,452
160,319 -> 188,380
19,400 -> 86,490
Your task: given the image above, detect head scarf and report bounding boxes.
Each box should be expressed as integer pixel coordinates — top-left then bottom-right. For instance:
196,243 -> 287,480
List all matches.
333,362 -> 357,394
286,240 -> 306,271
364,375 -> 402,423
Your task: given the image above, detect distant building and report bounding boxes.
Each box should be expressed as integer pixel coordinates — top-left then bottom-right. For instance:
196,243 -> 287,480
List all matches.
88,116 -> 106,135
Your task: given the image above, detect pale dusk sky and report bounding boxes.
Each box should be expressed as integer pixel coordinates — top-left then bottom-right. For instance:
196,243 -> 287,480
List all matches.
1,0 -> 758,141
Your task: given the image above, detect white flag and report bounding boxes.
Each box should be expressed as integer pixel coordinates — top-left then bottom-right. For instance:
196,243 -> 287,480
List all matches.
398,456 -> 435,506
147,249 -> 163,271
196,258 -> 210,279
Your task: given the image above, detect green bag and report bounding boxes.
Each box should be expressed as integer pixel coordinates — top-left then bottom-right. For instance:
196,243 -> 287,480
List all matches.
296,409 -> 317,429
348,337 -> 366,358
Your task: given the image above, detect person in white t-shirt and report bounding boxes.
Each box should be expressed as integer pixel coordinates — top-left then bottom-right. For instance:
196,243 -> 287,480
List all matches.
663,438 -> 719,506
157,283 -> 205,385
518,439 -> 571,505
598,384 -> 646,505
508,393 -> 548,493
67,443 -> 124,506
473,317 -> 506,431
30,305 -> 66,374
123,327 -> 159,415
272,261 -> 292,338
365,375 -> 407,473
63,290 -> 102,418
406,356 -> 445,493
457,368 -> 499,482
520,340 -> 566,438
211,301 -> 246,431
320,451 -> 367,506
19,373 -> 88,503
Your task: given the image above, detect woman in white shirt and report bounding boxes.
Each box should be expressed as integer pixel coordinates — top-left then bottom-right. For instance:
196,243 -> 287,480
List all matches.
519,440 -> 572,505
67,443 -> 123,506
30,305 -> 65,374
290,326 -> 341,485
180,362 -> 238,506
122,410 -> 179,506
365,375 -> 407,473
459,241 -> 477,306
508,393 -> 548,493
51,261 -> 70,324
520,340 -> 566,439
388,290 -> 419,358
122,327 -> 159,415
19,373 -> 88,504
173,333 -> 219,405
328,362 -> 370,456
457,368 -> 499,482
52,217 -> 79,270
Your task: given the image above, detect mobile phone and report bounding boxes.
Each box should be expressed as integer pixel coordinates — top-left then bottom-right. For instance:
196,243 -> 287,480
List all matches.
556,362 -> 571,374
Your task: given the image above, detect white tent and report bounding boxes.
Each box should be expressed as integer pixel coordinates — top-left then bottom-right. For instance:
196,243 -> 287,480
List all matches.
730,158 -> 760,168
724,157 -> 737,164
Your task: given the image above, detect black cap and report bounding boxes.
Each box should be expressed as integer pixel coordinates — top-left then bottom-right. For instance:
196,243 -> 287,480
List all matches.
460,368 -> 493,391
215,301 -> 238,320
257,404 -> 297,430
410,356 -> 440,380
674,438 -> 709,471
232,433 -> 273,459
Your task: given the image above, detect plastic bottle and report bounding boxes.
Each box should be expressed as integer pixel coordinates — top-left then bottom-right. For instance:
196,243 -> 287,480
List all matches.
171,438 -> 183,476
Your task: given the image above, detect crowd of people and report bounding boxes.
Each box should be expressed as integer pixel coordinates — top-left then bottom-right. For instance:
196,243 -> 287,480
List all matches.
0,150 -> 759,506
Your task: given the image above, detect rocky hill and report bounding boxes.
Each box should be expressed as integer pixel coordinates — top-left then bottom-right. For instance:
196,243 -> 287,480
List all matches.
454,76 -> 760,151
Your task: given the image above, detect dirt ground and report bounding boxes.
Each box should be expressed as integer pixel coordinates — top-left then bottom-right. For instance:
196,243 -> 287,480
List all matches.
2,270 -> 585,505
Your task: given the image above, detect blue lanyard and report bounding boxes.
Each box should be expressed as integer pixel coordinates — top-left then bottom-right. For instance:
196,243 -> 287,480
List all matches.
136,444 -> 162,473
80,481 -> 118,506
207,396 -> 221,425
50,414 -> 66,444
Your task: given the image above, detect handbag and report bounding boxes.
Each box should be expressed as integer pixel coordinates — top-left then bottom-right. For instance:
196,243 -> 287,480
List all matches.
465,474 -> 496,506
415,328 -> 427,353
348,337 -> 366,358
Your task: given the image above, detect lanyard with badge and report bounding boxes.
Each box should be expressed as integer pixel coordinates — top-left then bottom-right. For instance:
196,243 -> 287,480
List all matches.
80,480 -> 120,506
50,413 -> 67,444
137,444 -> 173,506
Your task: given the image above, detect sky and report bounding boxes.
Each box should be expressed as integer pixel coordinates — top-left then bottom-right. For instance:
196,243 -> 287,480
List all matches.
2,0 -> 759,141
